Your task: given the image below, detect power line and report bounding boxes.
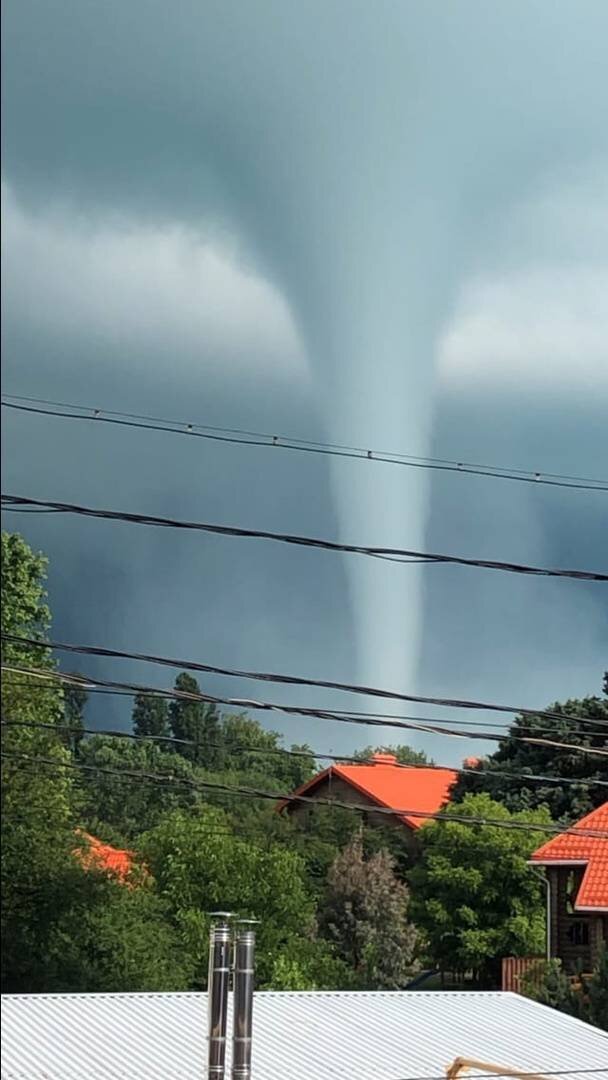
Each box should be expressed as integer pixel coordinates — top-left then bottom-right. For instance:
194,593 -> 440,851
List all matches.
4,716 -> 606,791
3,662 -> 608,759
7,674 -> 608,734
3,494 -> 606,581
4,395 -> 608,494
4,635 -> 605,728
3,750 -> 607,838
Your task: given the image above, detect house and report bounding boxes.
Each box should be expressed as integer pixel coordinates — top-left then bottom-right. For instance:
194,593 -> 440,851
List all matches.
73,831 -> 134,881
530,802 -> 608,973
1,989 -> 605,1079
278,752 -> 457,857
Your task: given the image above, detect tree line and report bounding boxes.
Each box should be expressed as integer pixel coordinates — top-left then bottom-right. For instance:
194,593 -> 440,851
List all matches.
1,531 -> 606,1029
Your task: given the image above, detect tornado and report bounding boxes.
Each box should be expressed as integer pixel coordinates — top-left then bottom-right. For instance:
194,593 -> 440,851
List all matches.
3,1 -> 606,701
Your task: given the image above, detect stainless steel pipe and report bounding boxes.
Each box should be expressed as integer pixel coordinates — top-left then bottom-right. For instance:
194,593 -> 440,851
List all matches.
231,921 -> 257,1080
207,913 -> 233,1080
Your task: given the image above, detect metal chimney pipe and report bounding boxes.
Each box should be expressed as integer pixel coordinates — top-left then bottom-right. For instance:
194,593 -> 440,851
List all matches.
207,912 -> 234,1080
231,920 -> 257,1080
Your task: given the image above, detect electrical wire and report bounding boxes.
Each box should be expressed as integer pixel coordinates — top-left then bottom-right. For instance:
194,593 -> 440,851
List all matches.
3,494 -> 607,581
4,396 -> 608,494
3,663 -> 608,759
2,750 -> 607,837
7,674 -> 608,734
3,635 -> 606,727
3,716 -> 606,791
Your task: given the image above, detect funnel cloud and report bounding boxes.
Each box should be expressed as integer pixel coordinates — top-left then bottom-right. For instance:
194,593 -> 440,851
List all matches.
2,2 -> 607,756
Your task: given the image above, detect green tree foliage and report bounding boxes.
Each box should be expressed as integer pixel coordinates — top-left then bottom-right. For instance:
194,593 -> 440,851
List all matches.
2,753 -> 78,991
409,793 -> 550,984
169,672 -> 223,768
318,835 -> 418,989
268,935 -> 355,991
62,684 -> 88,752
132,692 -> 170,739
139,805 -> 318,986
351,743 -> 431,765
1,531 -> 52,665
77,735 -> 199,839
273,804 -> 360,893
6,848 -> 189,994
522,951 -> 608,1032
588,948 -> 608,1031
221,713 -> 315,788
450,688 -> 608,822
42,869 -> 191,992
1,532 -> 76,990
521,959 -> 575,1013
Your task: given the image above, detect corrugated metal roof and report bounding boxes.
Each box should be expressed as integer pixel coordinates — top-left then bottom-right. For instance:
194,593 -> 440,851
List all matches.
2,990 -> 607,1079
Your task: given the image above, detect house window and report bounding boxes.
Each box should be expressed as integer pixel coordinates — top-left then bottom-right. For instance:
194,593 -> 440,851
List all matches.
566,921 -> 589,947
565,870 -> 580,915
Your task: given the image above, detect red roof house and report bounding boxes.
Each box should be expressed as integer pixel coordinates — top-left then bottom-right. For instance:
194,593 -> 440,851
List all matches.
278,753 -> 457,853
74,831 -> 134,882
530,802 -> 608,972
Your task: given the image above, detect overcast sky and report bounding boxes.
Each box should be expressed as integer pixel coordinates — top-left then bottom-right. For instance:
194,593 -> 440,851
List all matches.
2,2 -> 607,763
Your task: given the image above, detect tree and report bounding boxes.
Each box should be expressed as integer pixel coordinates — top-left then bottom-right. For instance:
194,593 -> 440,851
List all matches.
268,935 -> 355,991
318,835 -> 418,989
132,693 -> 170,739
0,535 -> 206,994
77,735 -> 200,839
588,947 -> 608,1031
409,793 -> 550,985
522,950 -> 608,1032
351,743 -> 431,766
1,531 -> 52,666
41,868 -> 191,993
169,673 -> 223,768
62,684 -> 88,753
449,686 -> 608,822
1,533 -> 79,991
139,805 -> 317,986
521,959 -> 578,1014
220,712 -> 315,788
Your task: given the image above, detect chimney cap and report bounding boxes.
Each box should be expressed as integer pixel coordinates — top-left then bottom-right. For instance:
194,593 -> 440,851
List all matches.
371,752 -> 398,765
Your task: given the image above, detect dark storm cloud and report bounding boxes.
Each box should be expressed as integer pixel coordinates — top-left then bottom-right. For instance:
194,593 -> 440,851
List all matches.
2,1 -> 608,758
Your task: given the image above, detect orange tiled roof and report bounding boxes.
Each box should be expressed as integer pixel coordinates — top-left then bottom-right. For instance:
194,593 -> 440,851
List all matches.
74,831 -> 134,882
530,802 -> 608,912
279,754 -> 456,828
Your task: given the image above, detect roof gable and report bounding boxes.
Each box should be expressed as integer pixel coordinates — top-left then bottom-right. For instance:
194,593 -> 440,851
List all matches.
530,802 -> 608,911
280,756 -> 457,828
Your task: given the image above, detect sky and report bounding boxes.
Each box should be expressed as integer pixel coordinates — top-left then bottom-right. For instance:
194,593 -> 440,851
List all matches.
2,1 -> 607,764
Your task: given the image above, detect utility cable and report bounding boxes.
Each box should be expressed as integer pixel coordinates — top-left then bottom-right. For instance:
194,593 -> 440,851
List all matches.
2,750 -> 607,838
3,663 -> 607,758
3,635 -> 605,727
9,676 -> 608,735
3,494 -> 606,581
3,396 -> 607,493
3,716 -> 606,791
